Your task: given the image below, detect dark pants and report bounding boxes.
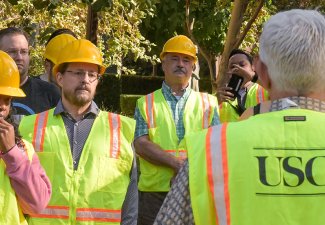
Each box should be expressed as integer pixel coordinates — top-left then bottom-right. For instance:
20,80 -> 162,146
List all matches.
137,191 -> 168,225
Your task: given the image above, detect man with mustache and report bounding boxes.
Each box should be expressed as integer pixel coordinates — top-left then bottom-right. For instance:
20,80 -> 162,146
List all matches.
19,39 -> 137,225
0,27 -> 60,123
134,35 -> 220,225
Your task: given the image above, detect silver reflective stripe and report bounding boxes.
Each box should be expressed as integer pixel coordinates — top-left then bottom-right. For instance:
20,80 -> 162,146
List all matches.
178,150 -> 187,159
257,86 -> 264,102
201,93 -> 211,128
209,125 -> 227,225
33,111 -> 48,152
76,209 -> 121,221
146,93 -> 155,128
31,206 -> 69,219
110,113 -> 120,159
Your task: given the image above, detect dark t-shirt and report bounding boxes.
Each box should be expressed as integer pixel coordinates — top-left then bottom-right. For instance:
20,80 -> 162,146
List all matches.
13,76 -> 61,115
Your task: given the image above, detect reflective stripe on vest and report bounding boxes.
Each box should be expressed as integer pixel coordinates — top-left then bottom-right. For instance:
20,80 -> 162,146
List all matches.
145,93 -> 155,128
108,113 -> 121,159
32,111 -> 122,159
145,92 -> 213,129
76,208 -> 121,222
206,123 -> 230,225
201,93 -> 212,129
256,85 -> 266,103
32,111 -> 49,152
165,149 -> 187,159
30,205 -> 69,219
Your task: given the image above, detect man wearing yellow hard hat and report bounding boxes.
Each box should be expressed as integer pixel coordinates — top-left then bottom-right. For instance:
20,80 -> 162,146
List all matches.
19,39 -> 137,225
0,50 -> 51,224
134,35 -> 220,225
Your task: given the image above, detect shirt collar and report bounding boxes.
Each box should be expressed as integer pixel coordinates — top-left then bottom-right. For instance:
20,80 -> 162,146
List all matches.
162,81 -> 191,98
270,96 -> 325,113
54,99 -> 100,117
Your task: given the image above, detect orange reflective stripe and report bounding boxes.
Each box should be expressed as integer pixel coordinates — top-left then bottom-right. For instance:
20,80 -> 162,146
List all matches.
108,113 -> 121,159
32,111 -> 49,152
76,208 -> 121,222
30,205 -> 69,219
206,124 -> 230,225
145,93 -> 155,128
256,85 -> 265,103
165,149 -> 187,159
201,93 -> 212,128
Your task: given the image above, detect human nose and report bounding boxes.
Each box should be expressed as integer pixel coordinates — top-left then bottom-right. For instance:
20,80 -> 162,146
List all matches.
176,58 -> 185,67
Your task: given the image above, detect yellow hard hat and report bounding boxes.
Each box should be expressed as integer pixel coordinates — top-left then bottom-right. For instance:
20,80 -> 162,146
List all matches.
160,35 -> 197,62
52,39 -> 106,76
0,51 -> 25,97
44,34 -> 77,64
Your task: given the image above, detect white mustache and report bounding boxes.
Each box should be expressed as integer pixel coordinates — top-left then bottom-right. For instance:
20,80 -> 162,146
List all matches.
174,68 -> 186,73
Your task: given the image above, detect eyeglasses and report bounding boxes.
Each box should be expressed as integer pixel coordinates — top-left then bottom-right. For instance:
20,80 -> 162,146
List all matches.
5,49 -> 29,57
65,70 -> 101,83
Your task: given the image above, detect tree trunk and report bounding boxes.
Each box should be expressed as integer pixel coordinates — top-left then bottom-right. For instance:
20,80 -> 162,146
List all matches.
86,4 -> 98,45
216,0 -> 249,88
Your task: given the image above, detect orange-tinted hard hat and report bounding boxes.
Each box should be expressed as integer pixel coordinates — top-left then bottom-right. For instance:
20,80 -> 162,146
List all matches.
0,51 -> 25,97
44,34 -> 77,64
52,39 -> 106,76
160,35 -> 197,62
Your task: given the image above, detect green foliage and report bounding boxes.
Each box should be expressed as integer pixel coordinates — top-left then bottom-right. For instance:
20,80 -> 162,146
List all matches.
272,0 -> 324,12
0,0 -> 157,76
190,1 -> 231,55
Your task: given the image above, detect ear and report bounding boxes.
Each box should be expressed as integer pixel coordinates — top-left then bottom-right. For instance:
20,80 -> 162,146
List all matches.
254,56 -> 271,90
56,72 -> 64,88
161,60 -> 167,73
192,63 -> 196,72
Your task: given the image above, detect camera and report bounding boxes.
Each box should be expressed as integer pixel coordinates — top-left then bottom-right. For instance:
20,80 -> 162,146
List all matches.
227,74 -> 244,96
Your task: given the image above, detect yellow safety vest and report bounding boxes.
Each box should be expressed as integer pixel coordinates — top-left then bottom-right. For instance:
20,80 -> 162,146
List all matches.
187,109 -> 325,225
137,89 -> 218,192
0,140 -> 34,225
219,83 -> 268,122
19,109 -> 134,225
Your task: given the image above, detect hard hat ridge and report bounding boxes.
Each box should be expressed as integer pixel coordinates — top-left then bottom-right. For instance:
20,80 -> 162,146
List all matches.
52,39 -> 106,76
160,35 -> 197,62
0,51 -> 25,97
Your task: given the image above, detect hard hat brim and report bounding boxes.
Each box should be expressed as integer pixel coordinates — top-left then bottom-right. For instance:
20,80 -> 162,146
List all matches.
160,51 -> 198,63
52,59 -> 106,77
0,87 -> 26,97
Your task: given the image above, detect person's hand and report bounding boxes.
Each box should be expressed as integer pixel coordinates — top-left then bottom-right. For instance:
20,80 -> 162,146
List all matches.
0,118 -> 16,153
170,157 -> 186,186
216,86 -> 235,103
231,64 -> 255,82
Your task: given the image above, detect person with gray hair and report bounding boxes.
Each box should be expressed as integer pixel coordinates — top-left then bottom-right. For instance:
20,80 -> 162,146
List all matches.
154,9 -> 325,225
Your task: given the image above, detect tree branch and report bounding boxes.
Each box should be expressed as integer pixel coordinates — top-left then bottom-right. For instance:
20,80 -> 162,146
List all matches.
234,0 -> 264,49
216,0 -> 249,85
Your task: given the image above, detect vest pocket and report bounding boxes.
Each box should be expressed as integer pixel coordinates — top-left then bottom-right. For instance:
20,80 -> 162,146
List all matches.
97,156 -> 129,194
36,152 -> 55,181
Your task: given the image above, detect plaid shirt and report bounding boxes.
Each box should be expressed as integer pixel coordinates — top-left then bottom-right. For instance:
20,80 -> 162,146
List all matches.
134,82 -> 220,141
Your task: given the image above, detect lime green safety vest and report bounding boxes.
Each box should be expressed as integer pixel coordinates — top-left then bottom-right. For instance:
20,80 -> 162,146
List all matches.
19,109 -> 134,225
137,89 -> 218,192
187,109 -> 325,225
0,140 -> 34,225
219,83 -> 268,122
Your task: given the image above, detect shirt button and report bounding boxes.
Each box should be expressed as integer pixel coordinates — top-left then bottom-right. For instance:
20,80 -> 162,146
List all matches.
73,161 -> 77,165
